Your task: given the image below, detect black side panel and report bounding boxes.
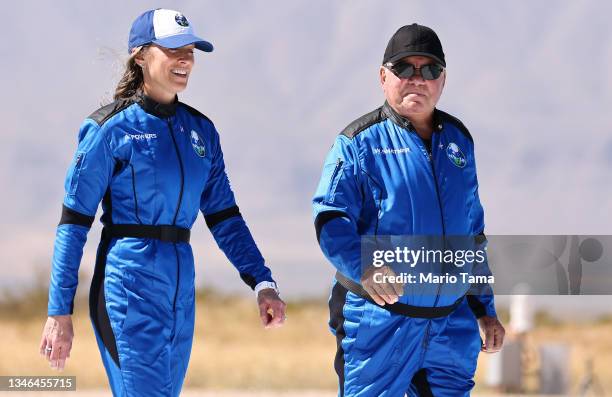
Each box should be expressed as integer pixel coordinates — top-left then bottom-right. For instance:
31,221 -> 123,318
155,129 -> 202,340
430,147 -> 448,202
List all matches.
88,99 -> 133,126
89,234 -> 120,367
100,185 -> 113,227
59,205 -> 95,227
204,205 -> 242,229
89,187 -> 119,367
329,282 -> 349,397
411,368 -> 434,397
340,107 -> 385,139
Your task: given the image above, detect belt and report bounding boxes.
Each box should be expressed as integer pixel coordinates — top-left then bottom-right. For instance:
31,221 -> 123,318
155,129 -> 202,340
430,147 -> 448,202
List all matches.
102,224 -> 190,243
335,271 -> 464,318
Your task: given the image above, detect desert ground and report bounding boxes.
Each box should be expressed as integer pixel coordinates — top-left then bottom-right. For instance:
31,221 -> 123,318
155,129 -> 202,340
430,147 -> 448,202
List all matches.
1,288 -> 611,396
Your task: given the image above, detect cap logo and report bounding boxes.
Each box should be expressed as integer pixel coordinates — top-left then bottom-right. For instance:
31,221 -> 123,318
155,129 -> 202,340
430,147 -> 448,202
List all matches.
175,13 -> 189,27
446,142 -> 466,168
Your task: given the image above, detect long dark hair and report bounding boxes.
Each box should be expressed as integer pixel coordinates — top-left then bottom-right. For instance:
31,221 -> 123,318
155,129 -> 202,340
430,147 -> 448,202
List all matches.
113,46 -> 147,100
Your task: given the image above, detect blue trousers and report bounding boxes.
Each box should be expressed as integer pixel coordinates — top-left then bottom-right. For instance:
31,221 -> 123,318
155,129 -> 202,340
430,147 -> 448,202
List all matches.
329,282 -> 482,397
89,237 -> 196,396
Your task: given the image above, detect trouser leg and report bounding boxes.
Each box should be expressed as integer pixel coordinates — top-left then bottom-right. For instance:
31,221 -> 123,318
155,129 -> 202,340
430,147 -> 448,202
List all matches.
406,299 -> 481,397
91,324 -> 127,396
329,281 -> 428,397
331,280 -> 481,397
170,292 -> 196,396
91,240 -> 181,396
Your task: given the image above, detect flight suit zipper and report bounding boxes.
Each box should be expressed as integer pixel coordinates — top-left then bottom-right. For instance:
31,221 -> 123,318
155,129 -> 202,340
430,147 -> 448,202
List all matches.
408,127 -> 446,311
325,158 -> 344,202
425,137 -> 447,309
167,117 -> 185,311
415,133 -> 445,353
429,136 -> 446,307
167,118 -> 185,225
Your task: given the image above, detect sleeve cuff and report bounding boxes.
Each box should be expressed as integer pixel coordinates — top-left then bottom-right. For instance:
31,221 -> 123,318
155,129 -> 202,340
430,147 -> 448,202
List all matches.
47,308 -> 73,316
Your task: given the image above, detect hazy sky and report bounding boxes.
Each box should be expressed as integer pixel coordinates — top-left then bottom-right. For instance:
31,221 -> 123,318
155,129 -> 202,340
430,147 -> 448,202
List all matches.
1,1 -> 611,315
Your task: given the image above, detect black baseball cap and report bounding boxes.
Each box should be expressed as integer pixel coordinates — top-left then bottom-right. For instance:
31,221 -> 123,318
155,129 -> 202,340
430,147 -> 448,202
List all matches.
383,23 -> 445,67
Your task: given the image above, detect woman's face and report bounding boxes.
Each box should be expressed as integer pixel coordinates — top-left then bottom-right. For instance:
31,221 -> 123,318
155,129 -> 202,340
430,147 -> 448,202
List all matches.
137,44 -> 195,103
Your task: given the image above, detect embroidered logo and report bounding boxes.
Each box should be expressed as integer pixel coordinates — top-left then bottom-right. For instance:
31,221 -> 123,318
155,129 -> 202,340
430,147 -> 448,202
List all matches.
175,13 -> 189,27
373,147 -> 411,155
446,142 -> 466,168
126,132 -> 157,140
191,130 -> 206,157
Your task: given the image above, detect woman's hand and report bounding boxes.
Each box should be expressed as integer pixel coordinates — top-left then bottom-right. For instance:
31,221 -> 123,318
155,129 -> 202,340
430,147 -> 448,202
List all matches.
257,289 -> 287,329
39,315 -> 74,371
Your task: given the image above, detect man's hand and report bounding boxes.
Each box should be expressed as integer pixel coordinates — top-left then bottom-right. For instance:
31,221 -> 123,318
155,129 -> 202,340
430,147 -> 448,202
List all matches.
257,288 -> 287,329
361,265 -> 404,306
39,315 -> 74,371
478,315 -> 505,353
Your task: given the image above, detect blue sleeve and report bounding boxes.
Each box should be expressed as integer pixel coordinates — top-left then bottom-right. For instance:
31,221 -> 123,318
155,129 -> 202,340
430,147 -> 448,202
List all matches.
312,135 -> 364,283
48,119 -> 114,315
467,144 -> 497,318
200,128 -> 274,289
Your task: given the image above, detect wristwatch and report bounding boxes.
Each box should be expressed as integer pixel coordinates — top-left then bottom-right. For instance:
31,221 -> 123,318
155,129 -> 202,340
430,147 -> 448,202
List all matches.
254,281 -> 279,297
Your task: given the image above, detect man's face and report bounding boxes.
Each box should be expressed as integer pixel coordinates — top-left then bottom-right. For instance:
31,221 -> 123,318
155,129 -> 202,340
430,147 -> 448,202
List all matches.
380,55 -> 446,118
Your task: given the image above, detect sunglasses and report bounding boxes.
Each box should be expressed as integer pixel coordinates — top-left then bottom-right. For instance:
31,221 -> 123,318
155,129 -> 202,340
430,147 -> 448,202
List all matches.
384,61 -> 444,81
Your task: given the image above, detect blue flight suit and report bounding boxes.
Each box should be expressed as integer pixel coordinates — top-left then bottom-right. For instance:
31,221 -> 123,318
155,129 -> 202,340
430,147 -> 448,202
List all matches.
48,93 -> 275,396
313,102 -> 496,396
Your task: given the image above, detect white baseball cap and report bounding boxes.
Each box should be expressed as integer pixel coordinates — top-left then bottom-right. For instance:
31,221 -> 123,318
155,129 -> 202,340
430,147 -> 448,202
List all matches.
128,8 -> 213,53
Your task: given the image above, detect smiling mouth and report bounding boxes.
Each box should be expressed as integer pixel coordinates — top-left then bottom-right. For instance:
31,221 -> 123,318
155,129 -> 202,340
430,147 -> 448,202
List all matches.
171,69 -> 188,77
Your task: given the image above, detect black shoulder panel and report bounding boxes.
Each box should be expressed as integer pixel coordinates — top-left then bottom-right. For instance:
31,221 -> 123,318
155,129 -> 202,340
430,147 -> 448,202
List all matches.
340,107 -> 385,139
87,99 -> 134,126
179,102 -> 214,125
436,109 -> 474,142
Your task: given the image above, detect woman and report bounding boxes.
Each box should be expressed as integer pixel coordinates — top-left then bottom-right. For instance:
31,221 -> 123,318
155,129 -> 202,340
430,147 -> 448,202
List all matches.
39,8 -> 286,396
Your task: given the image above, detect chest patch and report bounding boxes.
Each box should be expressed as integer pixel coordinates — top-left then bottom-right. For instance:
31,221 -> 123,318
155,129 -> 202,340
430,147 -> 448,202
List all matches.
446,142 -> 466,168
191,130 -> 206,157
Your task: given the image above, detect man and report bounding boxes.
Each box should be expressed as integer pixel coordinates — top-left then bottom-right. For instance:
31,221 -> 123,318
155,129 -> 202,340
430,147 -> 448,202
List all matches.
312,24 -> 505,396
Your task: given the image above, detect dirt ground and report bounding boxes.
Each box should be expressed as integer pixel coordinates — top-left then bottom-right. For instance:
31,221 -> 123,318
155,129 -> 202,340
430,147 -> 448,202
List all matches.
1,291 -> 610,395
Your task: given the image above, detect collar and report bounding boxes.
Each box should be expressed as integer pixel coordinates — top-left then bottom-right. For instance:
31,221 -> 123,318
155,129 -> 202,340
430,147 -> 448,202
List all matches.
382,101 -> 444,133
135,91 -> 178,118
